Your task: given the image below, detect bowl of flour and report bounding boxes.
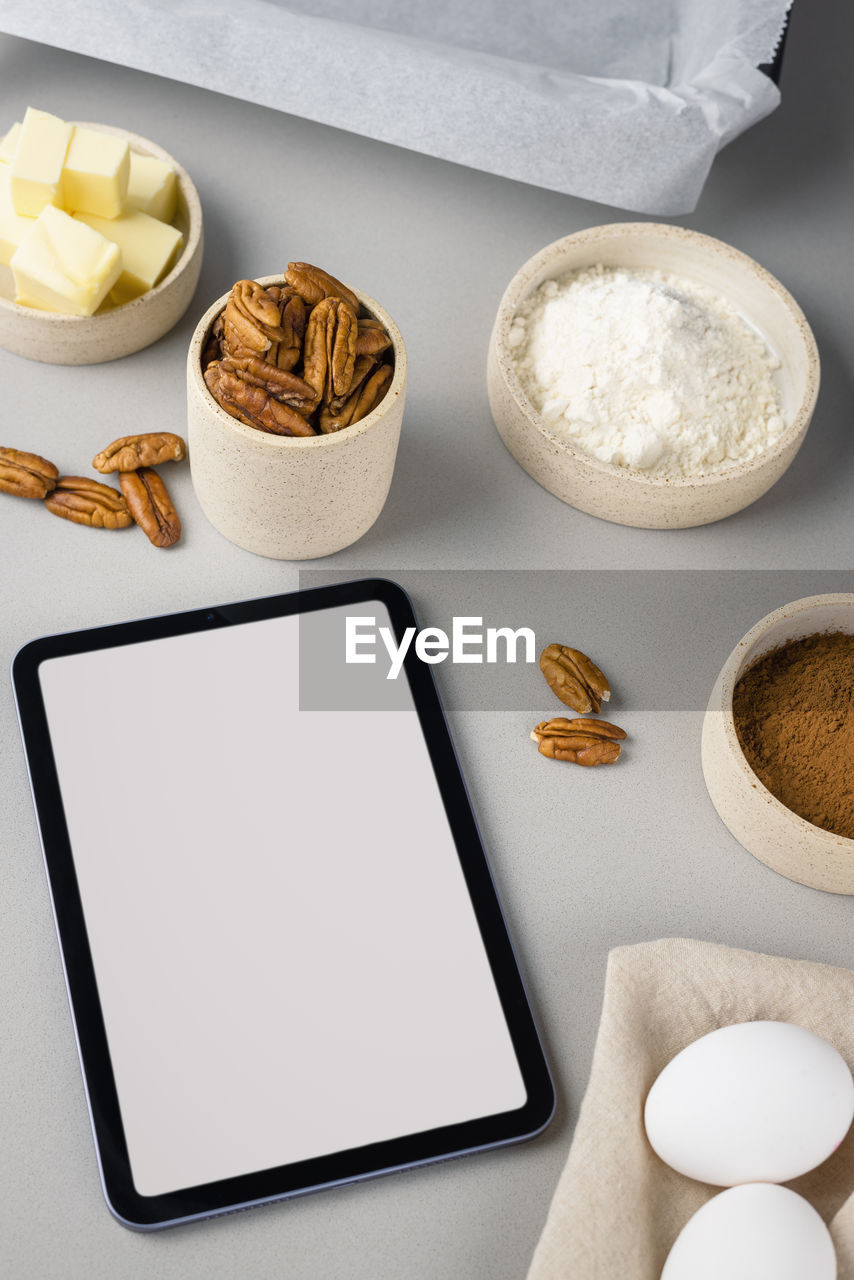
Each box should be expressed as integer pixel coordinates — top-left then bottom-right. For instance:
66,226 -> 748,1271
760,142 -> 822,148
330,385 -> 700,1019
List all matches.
487,224 -> 819,529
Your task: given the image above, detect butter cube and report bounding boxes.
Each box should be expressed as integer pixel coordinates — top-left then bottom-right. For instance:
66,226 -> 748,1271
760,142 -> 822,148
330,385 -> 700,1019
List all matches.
10,107 -> 73,216
62,127 -> 130,218
75,206 -> 182,304
0,122 -> 22,165
0,167 -> 35,265
126,153 -> 177,224
12,205 -> 121,316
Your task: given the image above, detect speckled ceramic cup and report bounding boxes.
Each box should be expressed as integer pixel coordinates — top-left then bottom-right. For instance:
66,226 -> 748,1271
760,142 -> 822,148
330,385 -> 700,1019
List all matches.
187,277 -> 406,559
702,595 -> 854,894
0,125 -> 203,365
488,223 -> 820,529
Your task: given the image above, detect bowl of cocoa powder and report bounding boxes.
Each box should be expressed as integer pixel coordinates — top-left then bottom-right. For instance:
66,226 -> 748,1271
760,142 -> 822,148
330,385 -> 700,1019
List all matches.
702,595 -> 854,894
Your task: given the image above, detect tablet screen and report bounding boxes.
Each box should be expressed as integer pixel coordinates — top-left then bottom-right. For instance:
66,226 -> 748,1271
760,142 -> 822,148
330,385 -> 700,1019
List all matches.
26,586 -> 543,1217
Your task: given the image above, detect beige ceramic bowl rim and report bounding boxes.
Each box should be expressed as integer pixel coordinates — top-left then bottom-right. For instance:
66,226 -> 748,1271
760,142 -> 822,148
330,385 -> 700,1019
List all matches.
0,123 -> 202,324
189,274 -> 406,450
494,222 -> 821,491
715,592 -> 854,850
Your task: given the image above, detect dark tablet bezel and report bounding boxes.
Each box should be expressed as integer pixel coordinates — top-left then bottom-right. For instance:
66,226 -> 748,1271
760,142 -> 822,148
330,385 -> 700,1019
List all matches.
12,577 -> 554,1230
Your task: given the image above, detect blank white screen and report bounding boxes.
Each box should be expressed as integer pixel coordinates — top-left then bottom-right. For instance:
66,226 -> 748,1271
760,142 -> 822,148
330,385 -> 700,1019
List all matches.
39,606 -> 526,1197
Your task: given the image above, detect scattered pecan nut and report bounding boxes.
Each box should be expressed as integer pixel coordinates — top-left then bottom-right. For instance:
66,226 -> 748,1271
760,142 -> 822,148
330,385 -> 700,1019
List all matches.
530,717 -> 626,766
119,468 -> 181,548
44,477 -> 132,529
204,362 -> 317,436
93,432 -> 187,474
0,446 -> 59,498
302,295 -> 358,404
540,644 -> 611,714
283,261 -> 360,314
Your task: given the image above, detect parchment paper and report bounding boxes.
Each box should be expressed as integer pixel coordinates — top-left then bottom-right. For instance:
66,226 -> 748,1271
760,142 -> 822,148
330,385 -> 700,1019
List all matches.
0,1 -> 792,213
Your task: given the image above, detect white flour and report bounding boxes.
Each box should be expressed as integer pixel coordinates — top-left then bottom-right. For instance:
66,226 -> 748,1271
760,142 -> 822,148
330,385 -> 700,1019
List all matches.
509,266 -> 784,476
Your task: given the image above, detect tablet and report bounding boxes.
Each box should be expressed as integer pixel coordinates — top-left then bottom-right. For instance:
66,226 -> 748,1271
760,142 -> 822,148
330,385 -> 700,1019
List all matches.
12,578 -> 553,1230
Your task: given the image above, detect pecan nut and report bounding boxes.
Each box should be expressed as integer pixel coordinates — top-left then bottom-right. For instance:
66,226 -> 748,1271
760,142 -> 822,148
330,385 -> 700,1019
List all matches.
326,354 -> 377,413
119,468 -> 181,548
218,356 -> 318,415
302,295 -> 358,404
265,286 -> 306,372
283,262 -> 360,314
0,446 -> 59,498
93,432 -> 187,474
221,280 -> 290,364
202,315 -> 224,369
204,361 -> 317,437
540,644 -> 611,714
319,362 -> 393,434
530,717 -> 626,766
44,476 -> 132,529
355,317 -> 392,358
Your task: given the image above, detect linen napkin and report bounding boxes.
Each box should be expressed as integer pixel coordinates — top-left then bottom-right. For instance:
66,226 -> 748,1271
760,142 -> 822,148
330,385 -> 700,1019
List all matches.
527,938 -> 854,1279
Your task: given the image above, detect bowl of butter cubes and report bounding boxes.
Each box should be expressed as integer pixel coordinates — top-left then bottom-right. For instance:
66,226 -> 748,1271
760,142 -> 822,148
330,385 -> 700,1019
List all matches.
0,107 -> 203,364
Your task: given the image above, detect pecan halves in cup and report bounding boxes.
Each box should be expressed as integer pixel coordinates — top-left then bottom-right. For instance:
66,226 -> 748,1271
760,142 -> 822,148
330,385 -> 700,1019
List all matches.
302,296 -> 359,404
0,446 -> 59,498
119,468 -> 181,548
204,269 -> 395,437
284,262 -> 360,315
530,717 -> 626,766
540,644 -> 611,715
204,362 -> 317,437
93,432 -> 187,474
44,477 -> 133,529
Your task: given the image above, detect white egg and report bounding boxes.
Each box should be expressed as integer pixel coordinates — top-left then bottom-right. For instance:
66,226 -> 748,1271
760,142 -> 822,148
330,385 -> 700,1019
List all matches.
644,1021 -> 854,1185
660,1184 -> 836,1280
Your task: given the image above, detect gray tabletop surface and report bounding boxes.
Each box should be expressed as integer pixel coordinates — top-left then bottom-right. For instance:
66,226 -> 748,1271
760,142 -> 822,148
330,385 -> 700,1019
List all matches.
2,9 -> 853,1278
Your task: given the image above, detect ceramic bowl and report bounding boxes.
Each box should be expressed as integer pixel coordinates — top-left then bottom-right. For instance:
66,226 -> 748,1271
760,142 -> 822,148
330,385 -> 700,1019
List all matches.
0,124 -> 203,365
487,223 -> 820,529
187,276 -> 406,560
701,594 -> 854,894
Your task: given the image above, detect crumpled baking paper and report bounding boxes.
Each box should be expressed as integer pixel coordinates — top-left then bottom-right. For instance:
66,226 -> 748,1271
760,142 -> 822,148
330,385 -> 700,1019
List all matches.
0,0 -> 793,213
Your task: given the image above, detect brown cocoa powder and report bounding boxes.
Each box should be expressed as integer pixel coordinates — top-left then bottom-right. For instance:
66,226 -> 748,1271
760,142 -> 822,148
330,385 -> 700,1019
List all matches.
732,632 -> 854,839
